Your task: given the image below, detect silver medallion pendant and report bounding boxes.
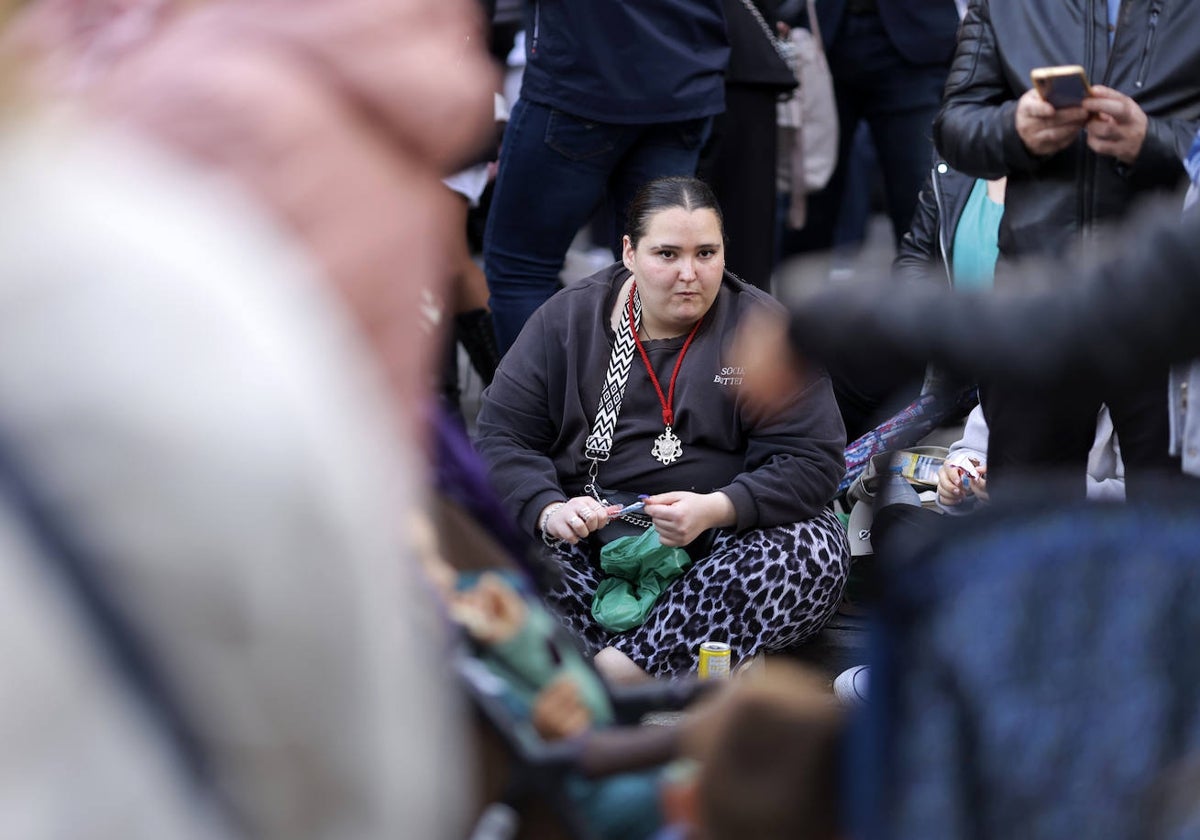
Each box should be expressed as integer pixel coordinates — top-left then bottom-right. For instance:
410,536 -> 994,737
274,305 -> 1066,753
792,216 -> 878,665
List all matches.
651,427 -> 683,465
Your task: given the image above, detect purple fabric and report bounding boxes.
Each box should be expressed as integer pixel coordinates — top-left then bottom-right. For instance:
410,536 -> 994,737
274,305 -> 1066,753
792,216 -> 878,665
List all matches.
430,403 -> 536,576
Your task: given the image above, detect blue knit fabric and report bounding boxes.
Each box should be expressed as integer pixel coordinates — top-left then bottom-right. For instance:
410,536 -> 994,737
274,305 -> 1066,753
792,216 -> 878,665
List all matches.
859,488 -> 1200,840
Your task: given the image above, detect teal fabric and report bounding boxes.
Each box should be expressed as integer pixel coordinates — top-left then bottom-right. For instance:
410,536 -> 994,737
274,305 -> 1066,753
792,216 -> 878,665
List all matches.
568,770 -> 664,840
591,528 -> 692,632
459,571 -> 664,836
485,591 -> 614,727
950,179 -> 1003,292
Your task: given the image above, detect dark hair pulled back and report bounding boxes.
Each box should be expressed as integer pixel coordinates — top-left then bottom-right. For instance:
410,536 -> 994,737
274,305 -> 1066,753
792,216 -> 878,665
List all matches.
624,176 -> 725,249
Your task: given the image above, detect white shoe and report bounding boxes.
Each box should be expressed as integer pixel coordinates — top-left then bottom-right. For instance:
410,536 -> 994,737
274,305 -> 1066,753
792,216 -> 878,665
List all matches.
833,665 -> 869,707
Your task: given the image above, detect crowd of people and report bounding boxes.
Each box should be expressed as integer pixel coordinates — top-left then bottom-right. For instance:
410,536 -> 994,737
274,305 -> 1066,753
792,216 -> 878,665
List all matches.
3,0 -> 1200,837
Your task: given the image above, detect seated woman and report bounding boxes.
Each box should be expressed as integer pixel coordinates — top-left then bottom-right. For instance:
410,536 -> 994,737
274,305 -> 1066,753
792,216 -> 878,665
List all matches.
474,176 -> 849,677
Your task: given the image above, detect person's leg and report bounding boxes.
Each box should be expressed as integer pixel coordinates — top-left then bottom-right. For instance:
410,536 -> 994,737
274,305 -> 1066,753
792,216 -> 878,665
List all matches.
609,509 -> 850,677
979,381 -> 1097,500
1104,368 -> 1177,499
870,502 -> 944,568
483,99 -> 635,352
696,85 -> 779,292
831,122 -> 878,257
606,115 -> 713,255
540,539 -> 612,654
863,60 -> 947,246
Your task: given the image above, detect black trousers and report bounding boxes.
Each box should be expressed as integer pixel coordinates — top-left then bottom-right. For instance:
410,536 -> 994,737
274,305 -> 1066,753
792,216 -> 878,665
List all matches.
698,84 -> 780,294
981,368 -> 1177,502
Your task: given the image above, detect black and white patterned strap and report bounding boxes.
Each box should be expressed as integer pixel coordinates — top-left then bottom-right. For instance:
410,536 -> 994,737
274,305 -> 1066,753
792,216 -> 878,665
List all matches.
584,285 -> 640,461
582,284 -> 653,529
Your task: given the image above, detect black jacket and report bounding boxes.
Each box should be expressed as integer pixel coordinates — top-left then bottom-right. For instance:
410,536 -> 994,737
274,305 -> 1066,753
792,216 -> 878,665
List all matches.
785,200 -> 1200,391
520,0 -> 730,124
934,0 -> 1200,263
893,159 -> 978,287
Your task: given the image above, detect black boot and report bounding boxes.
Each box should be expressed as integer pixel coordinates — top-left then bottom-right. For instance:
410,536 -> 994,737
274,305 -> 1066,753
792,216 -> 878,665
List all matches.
455,308 -> 502,385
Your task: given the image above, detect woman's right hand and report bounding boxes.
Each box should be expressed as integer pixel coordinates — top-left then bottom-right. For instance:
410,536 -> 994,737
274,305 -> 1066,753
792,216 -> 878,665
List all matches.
540,496 -> 611,545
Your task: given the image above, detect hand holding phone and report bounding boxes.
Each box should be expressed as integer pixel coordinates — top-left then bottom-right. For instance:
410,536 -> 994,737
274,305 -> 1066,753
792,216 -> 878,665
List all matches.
1031,65 -> 1092,109
1016,74 -> 1090,156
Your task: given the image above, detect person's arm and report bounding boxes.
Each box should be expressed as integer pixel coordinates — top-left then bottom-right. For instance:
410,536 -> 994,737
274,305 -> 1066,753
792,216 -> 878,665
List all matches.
936,405 -> 988,513
1099,92 -> 1200,190
474,308 -> 571,536
893,168 -> 948,284
721,369 -> 846,530
933,0 -> 1045,179
784,201 -> 1200,391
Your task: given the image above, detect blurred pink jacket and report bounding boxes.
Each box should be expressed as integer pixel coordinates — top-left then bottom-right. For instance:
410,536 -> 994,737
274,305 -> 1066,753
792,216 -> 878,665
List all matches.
13,0 -> 496,443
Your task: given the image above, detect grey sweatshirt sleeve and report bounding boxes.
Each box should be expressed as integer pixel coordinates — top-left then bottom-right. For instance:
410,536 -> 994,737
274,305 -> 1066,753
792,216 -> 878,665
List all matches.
719,369 -> 847,530
473,307 -> 569,537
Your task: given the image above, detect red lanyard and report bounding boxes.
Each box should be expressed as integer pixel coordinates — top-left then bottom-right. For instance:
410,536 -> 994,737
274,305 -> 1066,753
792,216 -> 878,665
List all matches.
628,282 -> 704,428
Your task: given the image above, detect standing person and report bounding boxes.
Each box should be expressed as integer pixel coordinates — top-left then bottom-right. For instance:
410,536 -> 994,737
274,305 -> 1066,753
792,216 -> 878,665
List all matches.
698,0 -> 797,294
932,0 -> 1200,499
782,0 -> 960,255
482,0 -> 730,353
475,177 -> 850,678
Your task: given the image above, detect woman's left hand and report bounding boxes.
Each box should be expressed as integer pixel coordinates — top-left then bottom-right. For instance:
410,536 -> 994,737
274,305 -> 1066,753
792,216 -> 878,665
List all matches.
643,491 -> 736,547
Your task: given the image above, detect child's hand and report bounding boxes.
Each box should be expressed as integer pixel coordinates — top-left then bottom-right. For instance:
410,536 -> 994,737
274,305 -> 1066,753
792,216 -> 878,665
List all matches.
452,572 -> 526,643
531,675 -> 592,740
970,465 -> 989,502
937,458 -> 986,507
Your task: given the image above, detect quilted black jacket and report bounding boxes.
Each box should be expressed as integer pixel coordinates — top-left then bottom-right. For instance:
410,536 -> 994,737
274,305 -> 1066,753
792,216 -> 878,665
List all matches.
892,157 -> 978,287
933,0 -> 1200,263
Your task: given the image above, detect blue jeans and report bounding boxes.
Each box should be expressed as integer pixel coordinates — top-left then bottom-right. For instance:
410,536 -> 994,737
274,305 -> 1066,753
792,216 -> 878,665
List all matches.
483,98 -> 711,352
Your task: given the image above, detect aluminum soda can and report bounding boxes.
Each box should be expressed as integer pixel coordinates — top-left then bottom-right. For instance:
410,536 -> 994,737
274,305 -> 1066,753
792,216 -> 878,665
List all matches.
697,641 -> 732,680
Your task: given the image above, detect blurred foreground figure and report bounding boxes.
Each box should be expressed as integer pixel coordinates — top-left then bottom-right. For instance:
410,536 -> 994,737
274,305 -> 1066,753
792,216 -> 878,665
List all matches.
766,198 -> 1200,481
0,111 -> 468,839
736,211 -> 1200,840
7,0 -> 498,448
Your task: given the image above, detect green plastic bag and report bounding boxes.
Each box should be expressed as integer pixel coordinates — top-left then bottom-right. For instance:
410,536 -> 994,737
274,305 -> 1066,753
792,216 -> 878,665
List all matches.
590,528 -> 692,632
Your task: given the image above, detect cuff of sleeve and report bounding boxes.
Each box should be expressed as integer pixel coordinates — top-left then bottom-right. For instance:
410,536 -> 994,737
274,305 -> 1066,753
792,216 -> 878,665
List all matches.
1125,120 -> 1186,186
1001,101 -> 1043,173
524,490 -> 568,537
936,496 -> 981,516
718,482 -> 756,531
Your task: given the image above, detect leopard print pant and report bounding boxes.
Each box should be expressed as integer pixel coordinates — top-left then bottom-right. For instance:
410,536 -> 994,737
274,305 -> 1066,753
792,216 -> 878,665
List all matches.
541,508 -> 851,677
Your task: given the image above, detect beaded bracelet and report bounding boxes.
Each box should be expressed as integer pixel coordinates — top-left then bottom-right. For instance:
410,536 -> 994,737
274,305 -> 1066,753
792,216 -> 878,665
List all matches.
539,502 -> 566,546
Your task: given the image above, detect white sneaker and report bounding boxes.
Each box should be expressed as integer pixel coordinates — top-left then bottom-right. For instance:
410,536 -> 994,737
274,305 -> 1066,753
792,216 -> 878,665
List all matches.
833,665 -> 869,707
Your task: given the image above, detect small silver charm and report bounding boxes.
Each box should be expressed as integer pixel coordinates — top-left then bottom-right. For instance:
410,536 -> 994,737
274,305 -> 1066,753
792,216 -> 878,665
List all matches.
651,427 -> 683,465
